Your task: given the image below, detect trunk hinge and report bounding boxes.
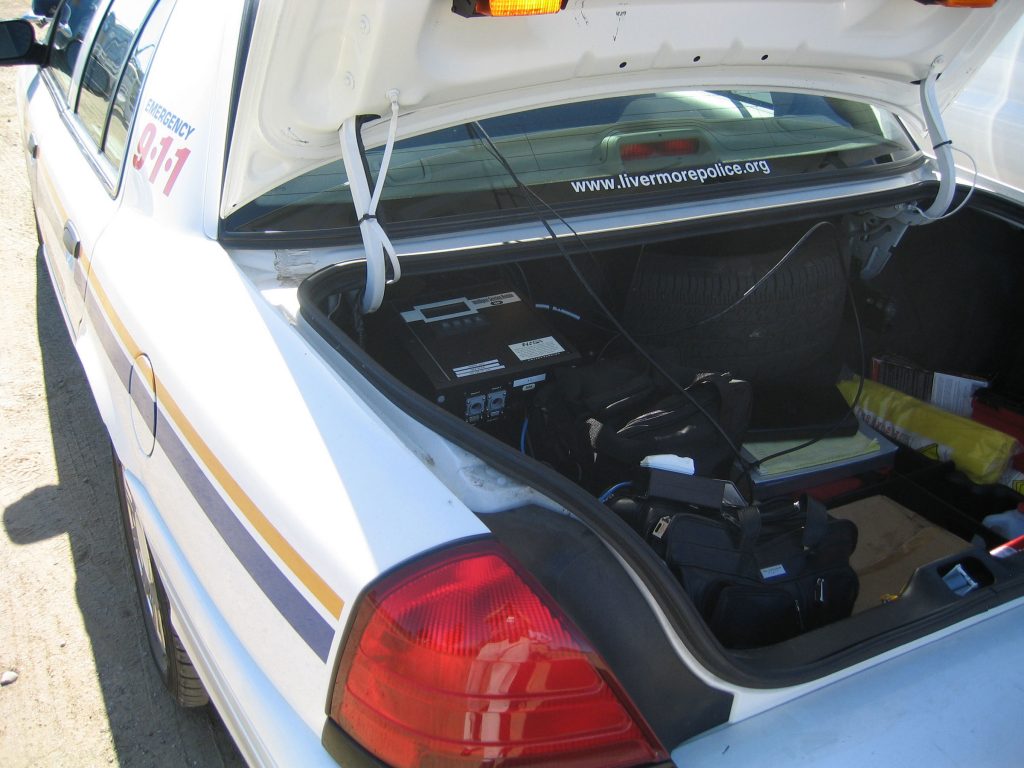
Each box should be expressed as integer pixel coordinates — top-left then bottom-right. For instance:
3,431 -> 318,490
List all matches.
856,56 -> 958,280
339,90 -> 402,314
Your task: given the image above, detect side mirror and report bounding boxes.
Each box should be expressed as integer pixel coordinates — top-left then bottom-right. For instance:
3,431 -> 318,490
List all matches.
32,0 -> 60,16
0,19 -> 44,64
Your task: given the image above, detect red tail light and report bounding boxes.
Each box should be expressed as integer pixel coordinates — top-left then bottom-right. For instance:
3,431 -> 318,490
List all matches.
330,541 -> 667,768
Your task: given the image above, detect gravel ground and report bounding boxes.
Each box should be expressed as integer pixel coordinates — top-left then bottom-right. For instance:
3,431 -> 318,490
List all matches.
0,2 -> 243,765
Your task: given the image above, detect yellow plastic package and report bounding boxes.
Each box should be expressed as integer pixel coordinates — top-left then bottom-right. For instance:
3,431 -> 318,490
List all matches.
838,377 -> 1021,485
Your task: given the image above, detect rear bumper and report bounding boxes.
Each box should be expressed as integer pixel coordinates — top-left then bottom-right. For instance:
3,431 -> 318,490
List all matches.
674,595 -> 1024,766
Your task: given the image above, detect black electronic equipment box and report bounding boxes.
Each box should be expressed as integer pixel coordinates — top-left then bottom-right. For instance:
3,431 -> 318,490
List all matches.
384,284 -> 579,423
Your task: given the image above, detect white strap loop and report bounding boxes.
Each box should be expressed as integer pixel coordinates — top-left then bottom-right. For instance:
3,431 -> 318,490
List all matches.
339,91 -> 402,314
919,57 -> 955,220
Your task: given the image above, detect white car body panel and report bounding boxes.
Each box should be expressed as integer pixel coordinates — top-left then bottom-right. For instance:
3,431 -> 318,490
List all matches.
22,64 -> 118,338
120,468 -> 339,767
91,148 -> 491,735
946,12 -> 1024,205
10,0 -> 1024,765
35,0 -> 490,741
676,598 -> 1024,767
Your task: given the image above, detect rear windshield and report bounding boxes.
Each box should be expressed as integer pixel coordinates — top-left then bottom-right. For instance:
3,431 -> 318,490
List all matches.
223,90 -> 916,237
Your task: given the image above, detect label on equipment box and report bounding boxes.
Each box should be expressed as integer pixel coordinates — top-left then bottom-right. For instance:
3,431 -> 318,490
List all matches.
452,359 -> 504,378
471,291 -> 520,308
509,336 -> 565,362
513,373 -> 547,389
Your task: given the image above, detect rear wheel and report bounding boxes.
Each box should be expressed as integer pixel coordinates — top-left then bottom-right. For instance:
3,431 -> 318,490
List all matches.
114,451 -> 209,707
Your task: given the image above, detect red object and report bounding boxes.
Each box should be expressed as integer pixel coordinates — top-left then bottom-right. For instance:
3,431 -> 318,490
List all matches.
620,143 -> 656,161
806,476 -> 867,503
330,541 -> 666,768
990,534 -> 1024,560
620,138 -> 699,162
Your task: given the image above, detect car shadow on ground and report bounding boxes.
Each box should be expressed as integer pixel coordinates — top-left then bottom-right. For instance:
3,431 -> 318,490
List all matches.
2,246 -> 243,767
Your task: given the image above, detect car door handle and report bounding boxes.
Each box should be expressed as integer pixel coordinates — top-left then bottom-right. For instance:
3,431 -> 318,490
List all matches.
27,133 -> 38,159
62,220 -> 80,259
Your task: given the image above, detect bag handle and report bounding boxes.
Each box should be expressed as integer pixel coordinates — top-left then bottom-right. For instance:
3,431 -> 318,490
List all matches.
800,495 -> 829,550
731,495 -> 828,552
690,373 -> 749,437
736,505 -> 762,553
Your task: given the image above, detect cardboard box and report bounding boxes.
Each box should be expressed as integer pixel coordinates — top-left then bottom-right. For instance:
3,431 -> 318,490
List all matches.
831,495 -> 968,614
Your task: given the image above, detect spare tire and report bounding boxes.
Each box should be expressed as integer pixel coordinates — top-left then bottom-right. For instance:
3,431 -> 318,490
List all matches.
623,231 -> 847,382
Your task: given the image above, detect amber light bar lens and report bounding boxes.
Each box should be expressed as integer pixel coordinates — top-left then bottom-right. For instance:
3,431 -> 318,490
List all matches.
915,0 -> 997,7
453,0 -> 566,17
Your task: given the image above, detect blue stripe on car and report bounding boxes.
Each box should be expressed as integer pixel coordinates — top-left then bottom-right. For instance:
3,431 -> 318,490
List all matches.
86,291 -> 335,661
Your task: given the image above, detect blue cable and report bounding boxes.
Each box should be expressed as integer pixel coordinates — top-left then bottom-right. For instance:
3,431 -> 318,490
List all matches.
598,481 -> 632,503
520,417 -> 529,454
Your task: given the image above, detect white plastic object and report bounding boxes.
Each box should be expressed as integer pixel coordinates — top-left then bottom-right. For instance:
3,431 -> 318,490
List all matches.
640,455 -> 695,475
982,506 -> 1024,541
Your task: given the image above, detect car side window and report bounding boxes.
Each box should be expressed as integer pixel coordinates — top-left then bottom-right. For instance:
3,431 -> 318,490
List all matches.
102,0 -> 172,168
76,0 -> 153,149
47,0 -> 104,100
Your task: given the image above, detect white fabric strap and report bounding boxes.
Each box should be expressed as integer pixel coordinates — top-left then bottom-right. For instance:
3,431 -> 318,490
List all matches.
919,57 -> 955,220
339,92 -> 402,314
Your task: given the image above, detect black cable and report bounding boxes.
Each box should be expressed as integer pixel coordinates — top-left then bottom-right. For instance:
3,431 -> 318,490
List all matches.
596,333 -> 623,361
510,262 -> 533,303
534,304 -> 620,334
470,121 -> 754,474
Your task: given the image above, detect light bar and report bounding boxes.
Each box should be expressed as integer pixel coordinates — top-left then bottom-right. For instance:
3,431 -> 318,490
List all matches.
915,0 -> 997,7
453,0 -> 566,18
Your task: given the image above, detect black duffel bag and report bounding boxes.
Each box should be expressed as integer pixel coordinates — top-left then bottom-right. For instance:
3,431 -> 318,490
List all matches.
661,497 -> 858,648
589,371 -> 752,478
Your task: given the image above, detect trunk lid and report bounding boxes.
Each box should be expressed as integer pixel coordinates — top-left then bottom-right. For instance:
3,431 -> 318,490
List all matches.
222,0 -> 1022,217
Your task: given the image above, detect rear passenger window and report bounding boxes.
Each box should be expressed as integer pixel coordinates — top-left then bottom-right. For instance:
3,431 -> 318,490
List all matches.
48,0 -> 104,100
103,0 -> 172,167
77,0 -> 152,148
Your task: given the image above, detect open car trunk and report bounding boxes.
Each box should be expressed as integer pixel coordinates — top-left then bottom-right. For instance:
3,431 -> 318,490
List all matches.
297,191 -> 1024,690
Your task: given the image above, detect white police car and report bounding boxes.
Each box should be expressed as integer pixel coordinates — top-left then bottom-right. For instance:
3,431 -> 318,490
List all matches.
4,1 -> 1024,766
